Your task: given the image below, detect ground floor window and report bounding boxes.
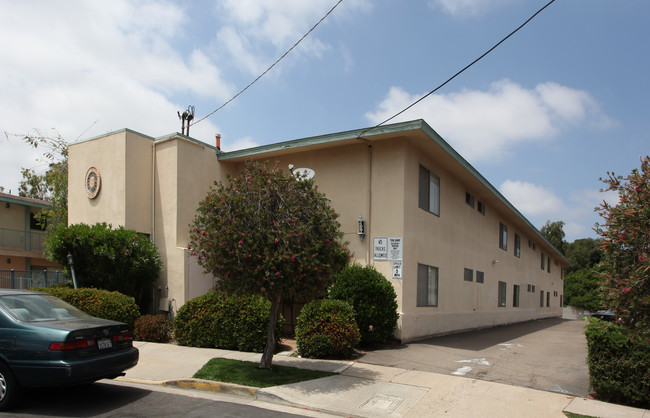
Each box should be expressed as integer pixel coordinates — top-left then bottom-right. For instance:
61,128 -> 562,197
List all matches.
417,264 -> 439,307
513,284 -> 520,307
498,281 -> 507,307
540,290 -> 544,307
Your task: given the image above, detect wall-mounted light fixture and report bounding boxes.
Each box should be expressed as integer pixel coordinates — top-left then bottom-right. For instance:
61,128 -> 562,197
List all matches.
492,260 -> 499,265
357,215 -> 366,240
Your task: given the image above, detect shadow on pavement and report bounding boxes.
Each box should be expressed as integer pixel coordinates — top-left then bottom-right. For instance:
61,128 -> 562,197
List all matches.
9,381 -> 151,417
410,317 -> 571,351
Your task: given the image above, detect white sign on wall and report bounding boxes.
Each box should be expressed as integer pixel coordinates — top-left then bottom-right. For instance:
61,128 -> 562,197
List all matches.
374,237 -> 403,261
373,237 -> 388,260
392,261 -> 403,279
388,237 -> 403,261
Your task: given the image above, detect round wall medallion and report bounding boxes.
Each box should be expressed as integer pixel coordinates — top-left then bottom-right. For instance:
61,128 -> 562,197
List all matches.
85,167 -> 101,199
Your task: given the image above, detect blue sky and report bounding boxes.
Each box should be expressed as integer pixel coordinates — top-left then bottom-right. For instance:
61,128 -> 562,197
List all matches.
1,0 -> 647,242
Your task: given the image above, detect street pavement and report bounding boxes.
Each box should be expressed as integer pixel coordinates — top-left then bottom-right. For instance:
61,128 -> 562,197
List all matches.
117,318 -> 649,418
357,317 -> 590,397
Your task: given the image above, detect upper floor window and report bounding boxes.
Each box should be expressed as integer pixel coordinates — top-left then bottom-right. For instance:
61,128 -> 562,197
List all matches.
499,223 -> 508,251
464,268 -> 473,282
514,233 -> 521,258
541,252 -> 545,270
29,212 -> 45,231
465,192 -> 475,208
419,165 -> 440,216
477,201 -> 486,215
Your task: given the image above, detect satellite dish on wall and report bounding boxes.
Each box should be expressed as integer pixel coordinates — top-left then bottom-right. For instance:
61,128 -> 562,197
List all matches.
293,167 -> 315,181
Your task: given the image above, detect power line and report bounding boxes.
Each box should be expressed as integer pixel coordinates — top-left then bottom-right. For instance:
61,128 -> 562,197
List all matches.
192,0 -> 344,127
357,0 -> 558,138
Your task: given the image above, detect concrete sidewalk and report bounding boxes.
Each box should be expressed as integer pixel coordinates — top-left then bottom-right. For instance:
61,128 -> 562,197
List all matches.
117,341 -> 649,418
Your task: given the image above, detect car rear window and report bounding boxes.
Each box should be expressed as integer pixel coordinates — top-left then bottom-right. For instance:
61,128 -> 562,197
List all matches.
0,294 -> 90,322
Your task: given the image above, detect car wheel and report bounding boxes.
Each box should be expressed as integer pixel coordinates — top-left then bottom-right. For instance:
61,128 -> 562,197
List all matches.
0,362 -> 22,411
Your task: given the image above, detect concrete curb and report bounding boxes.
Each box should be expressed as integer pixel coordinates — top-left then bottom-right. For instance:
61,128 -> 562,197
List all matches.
118,376 -> 258,398
117,376 -> 349,416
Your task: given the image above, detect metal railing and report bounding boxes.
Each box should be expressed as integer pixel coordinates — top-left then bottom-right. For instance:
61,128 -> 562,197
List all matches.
0,228 -> 47,251
0,270 -> 69,290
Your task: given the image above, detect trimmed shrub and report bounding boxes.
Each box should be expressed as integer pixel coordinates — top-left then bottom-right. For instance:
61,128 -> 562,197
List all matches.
135,314 -> 173,343
173,291 -> 284,353
585,320 -> 650,408
328,264 -> 399,346
295,299 -> 360,359
30,287 -> 140,326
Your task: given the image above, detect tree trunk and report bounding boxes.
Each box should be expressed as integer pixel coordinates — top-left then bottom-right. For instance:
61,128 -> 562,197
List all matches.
259,293 -> 282,370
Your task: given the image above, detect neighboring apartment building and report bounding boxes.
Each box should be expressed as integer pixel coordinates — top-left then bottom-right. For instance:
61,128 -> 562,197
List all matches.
0,193 -> 63,288
68,119 -> 569,342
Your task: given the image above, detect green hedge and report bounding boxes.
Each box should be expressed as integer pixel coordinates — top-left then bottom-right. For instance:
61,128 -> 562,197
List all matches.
30,287 -> 140,326
173,291 -> 284,353
585,320 -> 650,408
328,264 -> 399,346
295,299 -> 360,359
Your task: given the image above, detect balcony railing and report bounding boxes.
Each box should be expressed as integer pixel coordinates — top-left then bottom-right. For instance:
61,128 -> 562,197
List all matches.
0,270 -> 69,290
0,228 -> 47,252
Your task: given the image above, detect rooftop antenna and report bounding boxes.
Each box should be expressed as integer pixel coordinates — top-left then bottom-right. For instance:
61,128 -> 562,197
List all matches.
177,105 -> 195,136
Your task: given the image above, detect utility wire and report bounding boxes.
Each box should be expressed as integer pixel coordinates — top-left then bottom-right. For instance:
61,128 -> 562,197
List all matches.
357,0 -> 557,138
192,0 -> 344,127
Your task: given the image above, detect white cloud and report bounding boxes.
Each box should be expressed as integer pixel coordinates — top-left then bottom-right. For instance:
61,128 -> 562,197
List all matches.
215,0 -> 370,75
429,0 -> 516,17
0,0 -> 228,192
500,180 -> 565,218
498,180 -> 620,241
365,79 -> 611,163
221,136 -> 260,152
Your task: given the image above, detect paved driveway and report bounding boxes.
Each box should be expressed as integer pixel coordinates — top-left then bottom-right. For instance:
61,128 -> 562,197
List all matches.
357,318 -> 590,397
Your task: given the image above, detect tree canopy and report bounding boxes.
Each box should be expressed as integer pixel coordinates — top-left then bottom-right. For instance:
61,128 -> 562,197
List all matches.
540,220 -> 567,255
5,130 -> 68,231
188,161 -> 350,369
595,156 -> 650,331
564,238 -> 602,274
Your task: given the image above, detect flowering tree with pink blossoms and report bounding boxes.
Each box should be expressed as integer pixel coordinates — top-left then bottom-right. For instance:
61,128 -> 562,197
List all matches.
188,161 -> 349,369
595,156 -> 650,331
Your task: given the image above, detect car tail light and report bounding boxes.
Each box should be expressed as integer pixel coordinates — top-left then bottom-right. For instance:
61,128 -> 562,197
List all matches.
49,339 -> 97,351
113,332 -> 133,342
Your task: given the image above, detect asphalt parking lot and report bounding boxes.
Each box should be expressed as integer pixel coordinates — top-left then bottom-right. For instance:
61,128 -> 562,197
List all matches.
357,317 -> 590,397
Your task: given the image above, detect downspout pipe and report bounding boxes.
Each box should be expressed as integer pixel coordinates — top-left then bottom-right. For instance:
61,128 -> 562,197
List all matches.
357,137 -> 372,265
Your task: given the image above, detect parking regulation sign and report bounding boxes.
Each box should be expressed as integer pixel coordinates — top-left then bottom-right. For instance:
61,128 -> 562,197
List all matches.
392,261 -> 402,279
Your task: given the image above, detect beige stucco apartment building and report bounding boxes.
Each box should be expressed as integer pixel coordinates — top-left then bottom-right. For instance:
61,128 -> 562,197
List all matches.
68,119 -> 568,342
0,193 -> 62,288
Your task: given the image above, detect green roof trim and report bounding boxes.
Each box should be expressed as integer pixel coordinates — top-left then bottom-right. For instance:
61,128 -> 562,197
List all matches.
0,193 -> 52,209
218,120 -> 426,161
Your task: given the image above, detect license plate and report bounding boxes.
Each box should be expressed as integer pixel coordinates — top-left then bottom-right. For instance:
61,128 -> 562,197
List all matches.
98,338 -> 112,350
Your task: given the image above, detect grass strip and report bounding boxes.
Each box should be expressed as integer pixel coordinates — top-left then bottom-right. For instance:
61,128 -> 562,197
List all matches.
193,358 -> 335,388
